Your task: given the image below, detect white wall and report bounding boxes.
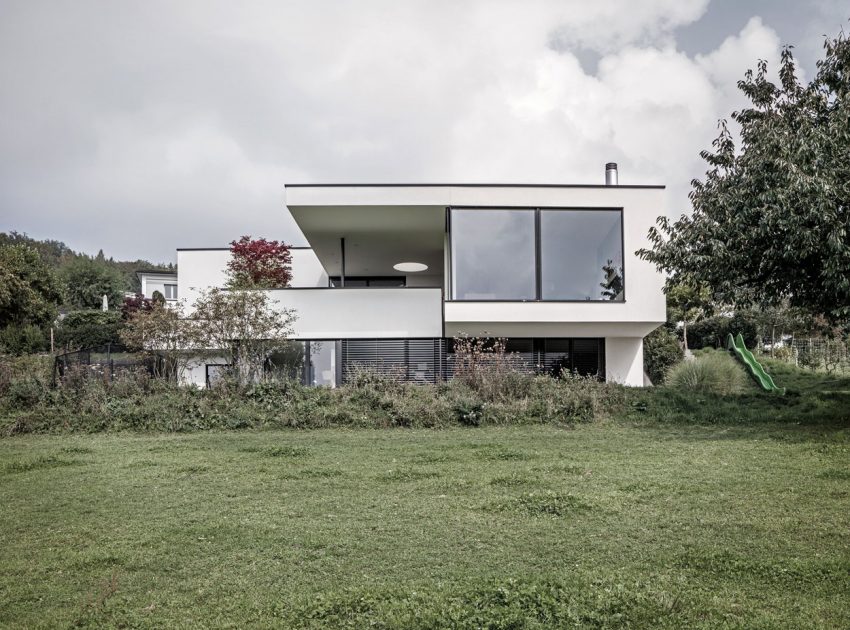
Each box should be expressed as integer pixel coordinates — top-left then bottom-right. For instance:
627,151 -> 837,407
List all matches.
177,248 -> 329,308
179,354 -> 232,388
605,337 -> 644,386
265,288 -> 443,339
139,273 -> 177,300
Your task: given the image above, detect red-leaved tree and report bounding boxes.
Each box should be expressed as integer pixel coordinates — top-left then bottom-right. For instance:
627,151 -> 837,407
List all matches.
227,236 -> 293,289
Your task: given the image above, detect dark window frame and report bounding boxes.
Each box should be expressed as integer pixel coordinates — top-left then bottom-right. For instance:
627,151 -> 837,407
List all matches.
205,363 -> 231,388
446,206 -> 626,303
328,276 -> 407,287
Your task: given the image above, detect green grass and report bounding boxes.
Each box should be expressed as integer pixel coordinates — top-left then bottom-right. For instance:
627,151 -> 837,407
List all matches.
1,422 -> 849,628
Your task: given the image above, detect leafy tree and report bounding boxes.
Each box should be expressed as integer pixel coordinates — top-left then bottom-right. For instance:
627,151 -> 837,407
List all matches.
685,311 -> 760,350
639,32 -> 850,321
62,257 -> 124,310
120,301 -> 201,381
0,231 -> 76,267
121,294 -> 154,319
0,231 -> 176,295
666,279 -> 713,351
0,244 -> 63,329
192,288 -> 296,386
57,311 -> 123,351
227,236 -> 292,289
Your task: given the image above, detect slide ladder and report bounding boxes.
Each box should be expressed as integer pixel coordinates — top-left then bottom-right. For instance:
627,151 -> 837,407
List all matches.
726,333 -> 784,393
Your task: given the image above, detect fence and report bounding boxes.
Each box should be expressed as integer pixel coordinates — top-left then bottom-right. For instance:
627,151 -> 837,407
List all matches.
53,344 -> 155,386
763,337 -> 850,374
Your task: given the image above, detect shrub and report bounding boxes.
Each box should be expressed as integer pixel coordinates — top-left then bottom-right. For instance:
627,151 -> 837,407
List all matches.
666,351 -> 750,395
643,327 -> 684,384
0,324 -> 48,355
56,310 -> 123,351
452,336 -> 535,403
527,374 -> 626,423
5,378 -> 46,409
0,353 -> 627,433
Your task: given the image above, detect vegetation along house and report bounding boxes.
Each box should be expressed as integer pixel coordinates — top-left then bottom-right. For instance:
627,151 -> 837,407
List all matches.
146,164 -> 666,388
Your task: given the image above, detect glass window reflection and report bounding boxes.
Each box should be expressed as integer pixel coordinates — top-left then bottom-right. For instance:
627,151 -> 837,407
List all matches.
450,209 -> 536,300
540,210 -> 623,301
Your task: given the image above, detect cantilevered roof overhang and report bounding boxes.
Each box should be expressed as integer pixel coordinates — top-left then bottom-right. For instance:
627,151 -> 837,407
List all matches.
283,183 -> 665,278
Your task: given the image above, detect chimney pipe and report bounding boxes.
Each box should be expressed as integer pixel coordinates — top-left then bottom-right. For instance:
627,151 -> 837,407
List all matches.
605,162 -> 618,186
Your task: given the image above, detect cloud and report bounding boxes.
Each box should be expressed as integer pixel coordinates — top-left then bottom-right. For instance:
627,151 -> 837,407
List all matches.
0,1 -> 786,260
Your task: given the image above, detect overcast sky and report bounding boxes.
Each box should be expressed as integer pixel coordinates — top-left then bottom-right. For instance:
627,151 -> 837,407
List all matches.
1,1 -> 847,263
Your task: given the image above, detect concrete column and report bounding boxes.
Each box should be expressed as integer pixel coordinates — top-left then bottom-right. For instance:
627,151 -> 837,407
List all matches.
605,337 -> 644,386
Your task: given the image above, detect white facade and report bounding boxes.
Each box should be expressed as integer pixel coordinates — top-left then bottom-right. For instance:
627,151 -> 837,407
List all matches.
173,180 -> 666,388
138,271 -> 178,301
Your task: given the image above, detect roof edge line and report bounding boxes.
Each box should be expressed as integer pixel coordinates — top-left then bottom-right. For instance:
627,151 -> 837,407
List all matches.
284,183 -> 666,189
176,246 -> 313,251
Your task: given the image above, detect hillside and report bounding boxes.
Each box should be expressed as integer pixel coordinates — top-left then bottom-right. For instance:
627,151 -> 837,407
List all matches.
0,231 -> 175,294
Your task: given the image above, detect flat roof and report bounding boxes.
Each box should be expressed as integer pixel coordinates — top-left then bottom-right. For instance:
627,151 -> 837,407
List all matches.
175,246 -> 313,251
285,183 -> 665,189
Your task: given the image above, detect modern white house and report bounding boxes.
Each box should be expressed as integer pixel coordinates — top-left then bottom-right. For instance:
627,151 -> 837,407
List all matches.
137,270 -> 179,302
167,165 -> 666,388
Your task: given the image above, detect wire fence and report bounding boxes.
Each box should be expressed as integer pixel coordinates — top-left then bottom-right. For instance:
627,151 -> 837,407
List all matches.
53,343 -> 156,386
761,337 -> 850,374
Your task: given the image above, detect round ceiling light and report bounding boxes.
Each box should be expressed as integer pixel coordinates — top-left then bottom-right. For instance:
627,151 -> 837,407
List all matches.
393,262 -> 428,273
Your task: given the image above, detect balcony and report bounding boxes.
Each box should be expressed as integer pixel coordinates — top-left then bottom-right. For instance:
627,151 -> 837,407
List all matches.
265,287 -> 443,339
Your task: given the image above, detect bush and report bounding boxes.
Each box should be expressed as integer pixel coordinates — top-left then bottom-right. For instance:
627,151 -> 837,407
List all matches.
0,324 -> 48,355
57,310 -> 123,351
5,378 -> 46,409
643,327 -> 684,384
1,364 -> 630,434
665,351 -> 750,395
686,312 -> 759,350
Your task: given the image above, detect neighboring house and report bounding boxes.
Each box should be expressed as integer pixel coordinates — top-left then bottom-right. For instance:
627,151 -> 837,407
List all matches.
177,165 -> 666,388
137,270 -> 179,302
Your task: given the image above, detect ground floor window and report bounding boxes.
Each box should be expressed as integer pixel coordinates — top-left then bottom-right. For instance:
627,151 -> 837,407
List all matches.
205,364 -> 231,388
442,337 -> 604,380
338,337 -> 604,385
226,338 -> 605,388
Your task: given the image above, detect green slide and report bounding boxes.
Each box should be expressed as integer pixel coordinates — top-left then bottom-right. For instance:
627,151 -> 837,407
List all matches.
726,333 -> 784,393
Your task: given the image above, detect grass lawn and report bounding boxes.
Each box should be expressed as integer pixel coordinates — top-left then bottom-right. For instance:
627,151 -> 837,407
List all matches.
1,420 -> 849,628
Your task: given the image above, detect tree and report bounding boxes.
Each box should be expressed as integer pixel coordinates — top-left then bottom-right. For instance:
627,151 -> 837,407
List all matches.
0,244 -> 63,329
666,279 -> 713,351
121,293 -> 154,319
62,257 -> 124,310
192,288 -> 296,386
120,301 -> 201,381
227,236 -> 292,289
639,32 -> 850,321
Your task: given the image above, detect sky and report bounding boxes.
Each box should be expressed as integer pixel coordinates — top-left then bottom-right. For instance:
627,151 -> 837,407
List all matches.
1,0 -> 847,263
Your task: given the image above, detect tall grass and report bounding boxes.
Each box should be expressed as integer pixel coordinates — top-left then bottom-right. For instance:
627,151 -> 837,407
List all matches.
0,355 -> 626,434
666,351 -> 750,395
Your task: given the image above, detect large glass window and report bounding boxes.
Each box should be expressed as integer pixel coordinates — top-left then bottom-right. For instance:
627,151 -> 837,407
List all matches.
540,210 -> 623,301
450,208 -> 624,301
307,341 -> 335,387
450,209 -> 536,300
